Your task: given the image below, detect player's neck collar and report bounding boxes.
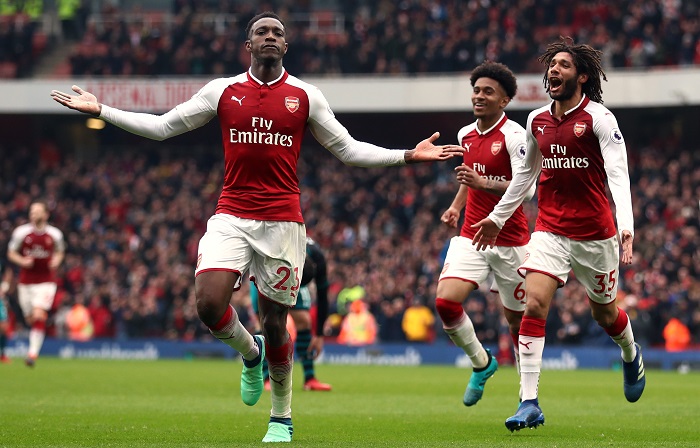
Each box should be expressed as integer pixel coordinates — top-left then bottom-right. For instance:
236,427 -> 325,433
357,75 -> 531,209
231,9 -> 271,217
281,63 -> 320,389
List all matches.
248,68 -> 287,87
476,112 -> 506,135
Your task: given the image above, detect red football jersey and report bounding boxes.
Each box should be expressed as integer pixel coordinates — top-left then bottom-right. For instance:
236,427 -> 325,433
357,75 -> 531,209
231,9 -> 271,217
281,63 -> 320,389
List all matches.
457,114 -> 530,246
527,96 -> 632,240
9,223 -> 65,284
179,70 -> 336,223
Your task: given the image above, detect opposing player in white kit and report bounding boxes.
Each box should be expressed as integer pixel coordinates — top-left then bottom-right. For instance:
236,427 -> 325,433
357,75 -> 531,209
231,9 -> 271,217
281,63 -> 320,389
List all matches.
471,37 -> 645,431
437,61 -> 535,407
7,201 -> 65,367
50,11 -> 463,443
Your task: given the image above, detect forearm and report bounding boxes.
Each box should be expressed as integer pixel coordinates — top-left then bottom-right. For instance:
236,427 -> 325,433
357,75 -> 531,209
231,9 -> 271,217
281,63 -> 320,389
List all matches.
330,135 -> 407,167
450,184 -> 469,210
488,158 -> 540,228
51,252 -> 65,268
607,166 -> 634,237
481,178 -> 535,200
7,250 -> 24,266
480,178 -> 510,196
100,105 -> 191,141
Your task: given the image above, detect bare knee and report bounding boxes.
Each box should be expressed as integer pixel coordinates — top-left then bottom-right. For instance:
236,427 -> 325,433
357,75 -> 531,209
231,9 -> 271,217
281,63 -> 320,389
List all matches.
591,302 -> 618,328
522,273 -> 559,319
194,272 -> 238,327
524,291 -> 551,318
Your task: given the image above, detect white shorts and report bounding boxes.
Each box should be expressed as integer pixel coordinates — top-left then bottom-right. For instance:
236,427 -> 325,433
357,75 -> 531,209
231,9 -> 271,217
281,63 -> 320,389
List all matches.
18,282 -> 57,316
195,214 -> 306,307
439,236 -> 527,312
520,231 -> 620,304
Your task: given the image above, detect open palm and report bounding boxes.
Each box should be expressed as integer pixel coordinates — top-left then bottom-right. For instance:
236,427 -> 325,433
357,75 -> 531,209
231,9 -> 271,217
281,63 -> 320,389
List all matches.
50,85 -> 101,116
410,132 -> 464,162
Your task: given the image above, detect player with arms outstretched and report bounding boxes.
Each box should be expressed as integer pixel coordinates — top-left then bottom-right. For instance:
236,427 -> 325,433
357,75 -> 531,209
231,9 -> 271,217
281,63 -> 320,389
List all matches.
7,201 -> 65,367
51,11 -> 463,443
471,37 -> 645,431
438,61 -> 535,407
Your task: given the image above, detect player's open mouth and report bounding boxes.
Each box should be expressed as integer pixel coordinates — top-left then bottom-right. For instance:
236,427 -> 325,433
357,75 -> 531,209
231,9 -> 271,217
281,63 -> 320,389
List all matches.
549,77 -> 562,93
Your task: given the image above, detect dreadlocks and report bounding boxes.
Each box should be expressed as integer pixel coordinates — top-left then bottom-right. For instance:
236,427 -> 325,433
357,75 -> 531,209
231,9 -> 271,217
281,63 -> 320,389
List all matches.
538,36 -> 607,104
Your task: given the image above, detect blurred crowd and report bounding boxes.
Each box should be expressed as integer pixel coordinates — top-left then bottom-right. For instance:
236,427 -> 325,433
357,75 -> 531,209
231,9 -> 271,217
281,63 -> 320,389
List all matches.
0,4 -> 47,78
0,131 -> 698,350
66,0 -> 700,77
2,0 -> 700,78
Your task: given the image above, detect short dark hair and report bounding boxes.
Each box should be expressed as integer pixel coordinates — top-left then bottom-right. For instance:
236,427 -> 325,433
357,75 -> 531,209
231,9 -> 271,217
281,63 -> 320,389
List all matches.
245,11 -> 284,40
30,200 -> 49,212
538,36 -> 607,104
470,61 -> 518,99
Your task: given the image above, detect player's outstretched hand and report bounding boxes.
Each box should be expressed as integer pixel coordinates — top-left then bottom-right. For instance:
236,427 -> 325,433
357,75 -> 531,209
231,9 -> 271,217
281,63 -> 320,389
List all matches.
405,132 -> 464,163
470,217 -> 501,251
441,207 -> 460,228
620,230 -> 634,265
50,85 -> 102,116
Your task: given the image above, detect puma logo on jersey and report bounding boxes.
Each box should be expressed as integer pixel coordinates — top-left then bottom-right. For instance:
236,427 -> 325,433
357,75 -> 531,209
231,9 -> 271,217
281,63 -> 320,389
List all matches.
231,95 -> 245,106
537,125 -> 547,135
464,143 -> 472,152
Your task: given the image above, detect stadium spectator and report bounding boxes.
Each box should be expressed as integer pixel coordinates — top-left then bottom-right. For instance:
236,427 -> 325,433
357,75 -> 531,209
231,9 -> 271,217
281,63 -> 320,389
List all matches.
7,201 -> 66,367
376,297 -> 405,342
435,61 -> 534,407
335,281 -> 366,316
663,314 -> 691,352
87,294 -> 114,338
337,299 -> 377,346
58,0 -> 88,42
65,296 -> 93,341
50,11 -> 463,444
472,37 -> 645,431
401,296 -> 435,343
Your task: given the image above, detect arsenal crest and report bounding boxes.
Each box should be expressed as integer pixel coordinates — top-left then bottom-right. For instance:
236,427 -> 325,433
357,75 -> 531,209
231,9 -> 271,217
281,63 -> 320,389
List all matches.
573,122 -> 586,137
285,96 -> 300,113
491,141 -> 502,155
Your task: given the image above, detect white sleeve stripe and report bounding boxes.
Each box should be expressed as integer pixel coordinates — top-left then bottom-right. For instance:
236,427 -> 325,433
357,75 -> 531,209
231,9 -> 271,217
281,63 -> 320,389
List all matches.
593,109 -> 634,237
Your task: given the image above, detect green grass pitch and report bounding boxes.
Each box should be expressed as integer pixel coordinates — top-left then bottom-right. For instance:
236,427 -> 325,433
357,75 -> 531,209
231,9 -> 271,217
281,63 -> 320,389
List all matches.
1,358 -> 698,447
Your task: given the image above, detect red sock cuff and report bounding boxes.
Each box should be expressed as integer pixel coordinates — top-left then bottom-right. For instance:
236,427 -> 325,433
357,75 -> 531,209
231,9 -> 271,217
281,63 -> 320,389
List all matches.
520,316 -> 546,338
435,298 -> 466,327
605,307 -> 629,336
31,320 -> 46,332
211,305 -> 233,331
266,335 -> 294,365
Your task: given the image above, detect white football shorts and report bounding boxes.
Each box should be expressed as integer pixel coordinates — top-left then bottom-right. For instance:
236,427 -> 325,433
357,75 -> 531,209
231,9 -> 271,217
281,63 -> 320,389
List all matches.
195,214 -> 306,307
439,236 -> 527,312
18,282 -> 58,316
520,231 -> 620,304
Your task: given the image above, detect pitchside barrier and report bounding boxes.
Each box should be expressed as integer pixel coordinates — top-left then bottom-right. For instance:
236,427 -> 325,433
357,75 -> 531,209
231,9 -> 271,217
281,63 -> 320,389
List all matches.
4,339 -> 699,371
